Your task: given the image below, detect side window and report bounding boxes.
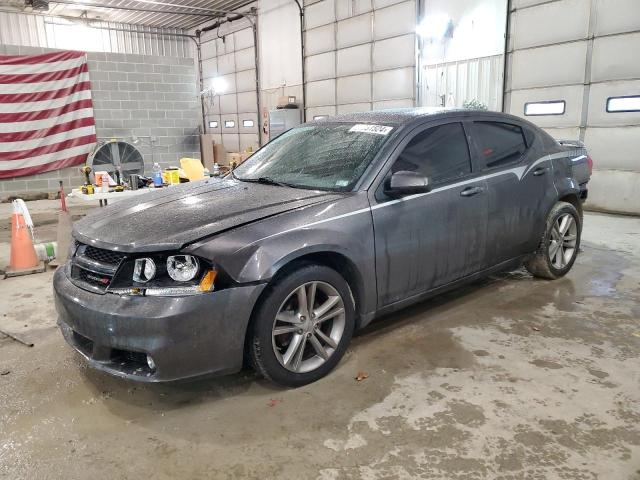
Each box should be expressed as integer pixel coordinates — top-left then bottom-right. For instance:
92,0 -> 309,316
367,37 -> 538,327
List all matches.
473,122 -> 527,169
392,122 -> 471,185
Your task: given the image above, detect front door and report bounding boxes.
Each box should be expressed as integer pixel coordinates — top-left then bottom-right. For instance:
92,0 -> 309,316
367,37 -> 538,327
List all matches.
371,121 -> 489,307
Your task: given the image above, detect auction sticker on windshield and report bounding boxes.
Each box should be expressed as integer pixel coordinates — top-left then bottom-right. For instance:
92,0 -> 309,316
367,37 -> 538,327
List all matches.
349,124 -> 393,135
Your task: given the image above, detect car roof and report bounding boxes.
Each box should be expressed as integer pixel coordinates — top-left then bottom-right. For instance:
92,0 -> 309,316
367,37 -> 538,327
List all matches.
310,107 -> 527,128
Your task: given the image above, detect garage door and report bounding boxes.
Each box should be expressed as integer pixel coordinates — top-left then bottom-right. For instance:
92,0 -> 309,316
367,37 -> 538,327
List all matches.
200,21 -> 259,153
504,0 -> 640,214
303,0 -> 417,120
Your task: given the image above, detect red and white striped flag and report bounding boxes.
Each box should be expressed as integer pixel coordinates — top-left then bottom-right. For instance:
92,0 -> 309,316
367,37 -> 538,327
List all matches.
0,50 -> 97,179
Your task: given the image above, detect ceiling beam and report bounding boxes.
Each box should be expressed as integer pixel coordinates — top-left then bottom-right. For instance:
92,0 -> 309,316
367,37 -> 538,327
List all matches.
50,0 -> 219,17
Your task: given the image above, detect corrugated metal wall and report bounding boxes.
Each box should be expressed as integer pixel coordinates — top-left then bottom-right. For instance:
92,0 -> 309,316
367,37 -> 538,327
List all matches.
303,0 -> 417,119
504,0 -> 640,214
200,18 -> 260,152
421,54 -> 504,110
0,11 -> 192,57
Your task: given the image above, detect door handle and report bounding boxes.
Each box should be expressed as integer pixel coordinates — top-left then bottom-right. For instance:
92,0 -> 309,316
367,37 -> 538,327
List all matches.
533,167 -> 547,176
460,186 -> 483,197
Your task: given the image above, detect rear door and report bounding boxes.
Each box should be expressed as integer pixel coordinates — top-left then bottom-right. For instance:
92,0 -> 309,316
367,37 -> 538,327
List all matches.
370,120 -> 489,307
468,120 -> 557,264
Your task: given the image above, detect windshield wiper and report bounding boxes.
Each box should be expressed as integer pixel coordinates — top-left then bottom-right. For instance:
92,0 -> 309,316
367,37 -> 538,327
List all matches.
257,177 -> 293,187
235,176 -> 301,188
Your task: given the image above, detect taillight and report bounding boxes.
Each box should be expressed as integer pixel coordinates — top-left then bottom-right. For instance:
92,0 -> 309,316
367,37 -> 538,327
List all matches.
586,155 -> 593,174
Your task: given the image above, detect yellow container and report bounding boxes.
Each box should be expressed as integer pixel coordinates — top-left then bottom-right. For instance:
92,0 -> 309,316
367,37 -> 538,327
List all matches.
164,168 -> 180,185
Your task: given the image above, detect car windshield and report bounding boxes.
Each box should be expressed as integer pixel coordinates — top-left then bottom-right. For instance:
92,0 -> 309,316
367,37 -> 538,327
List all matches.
232,123 -> 394,191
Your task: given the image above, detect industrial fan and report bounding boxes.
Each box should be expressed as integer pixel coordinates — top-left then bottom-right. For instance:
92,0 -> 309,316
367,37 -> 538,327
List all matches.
86,140 -> 145,182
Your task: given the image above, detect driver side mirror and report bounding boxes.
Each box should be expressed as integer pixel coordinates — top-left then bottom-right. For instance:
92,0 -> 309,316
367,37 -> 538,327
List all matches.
384,170 -> 430,197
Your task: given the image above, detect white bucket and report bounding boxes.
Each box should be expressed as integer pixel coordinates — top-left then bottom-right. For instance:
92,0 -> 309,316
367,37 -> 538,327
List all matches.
34,242 -> 57,261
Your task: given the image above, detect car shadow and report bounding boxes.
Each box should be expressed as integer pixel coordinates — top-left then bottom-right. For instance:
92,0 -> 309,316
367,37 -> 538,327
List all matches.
76,266 -> 545,414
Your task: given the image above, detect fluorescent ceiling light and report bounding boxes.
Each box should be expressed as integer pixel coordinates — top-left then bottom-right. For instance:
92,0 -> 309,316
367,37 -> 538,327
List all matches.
607,96 -> 640,112
524,101 -> 565,116
224,120 -> 235,128
242,120 -> 254,127
210,77 -> 228,94
313,115 -> 328,120
208,121 -> 218,128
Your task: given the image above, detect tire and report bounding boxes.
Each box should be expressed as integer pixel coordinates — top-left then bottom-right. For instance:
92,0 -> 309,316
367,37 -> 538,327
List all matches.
249,264 -> 355,387
525,201 -> 582,280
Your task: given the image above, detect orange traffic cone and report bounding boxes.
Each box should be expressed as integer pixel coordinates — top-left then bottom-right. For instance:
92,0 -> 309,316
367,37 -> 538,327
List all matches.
4,205 -> 45,278
9,212 -> 39,269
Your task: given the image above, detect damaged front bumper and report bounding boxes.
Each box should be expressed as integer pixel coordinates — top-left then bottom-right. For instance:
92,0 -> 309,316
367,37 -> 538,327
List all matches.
53,266 -> 265,382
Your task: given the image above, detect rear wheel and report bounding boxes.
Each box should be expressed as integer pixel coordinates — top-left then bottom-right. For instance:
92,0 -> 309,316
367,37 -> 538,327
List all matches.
249,264 -> 355,387
525,201 -> 581,279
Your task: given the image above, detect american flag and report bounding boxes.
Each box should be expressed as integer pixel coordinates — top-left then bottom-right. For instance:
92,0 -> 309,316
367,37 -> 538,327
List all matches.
0,50 -> 97,179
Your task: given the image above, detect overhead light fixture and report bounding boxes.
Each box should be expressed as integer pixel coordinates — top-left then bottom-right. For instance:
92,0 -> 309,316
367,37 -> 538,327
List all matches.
210,77 -> 228,95
208,120 -> 219,128
416,14 -> 452,40
242,119 -> 254,127
224,120 -> 235,128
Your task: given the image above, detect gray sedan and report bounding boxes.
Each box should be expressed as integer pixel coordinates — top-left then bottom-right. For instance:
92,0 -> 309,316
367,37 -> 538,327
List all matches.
53,108 -> 592,386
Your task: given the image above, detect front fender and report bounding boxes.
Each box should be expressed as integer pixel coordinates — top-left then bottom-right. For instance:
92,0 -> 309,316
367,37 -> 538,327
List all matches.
185,194 -> 377,321
237,232 -> 363,282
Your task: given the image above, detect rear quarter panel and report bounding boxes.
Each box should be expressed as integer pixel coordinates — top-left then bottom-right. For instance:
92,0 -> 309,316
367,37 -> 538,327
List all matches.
550,144 -> 590,200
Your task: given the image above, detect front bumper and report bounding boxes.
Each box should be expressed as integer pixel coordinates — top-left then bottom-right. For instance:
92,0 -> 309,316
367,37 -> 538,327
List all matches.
53,266 -> 265,382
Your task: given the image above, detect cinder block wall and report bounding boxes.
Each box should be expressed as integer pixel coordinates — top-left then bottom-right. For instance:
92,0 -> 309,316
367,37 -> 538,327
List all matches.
0,44 -> 201,198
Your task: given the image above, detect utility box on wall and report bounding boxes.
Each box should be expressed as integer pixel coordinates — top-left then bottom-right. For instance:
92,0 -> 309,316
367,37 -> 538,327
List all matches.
269,108 -> 301,141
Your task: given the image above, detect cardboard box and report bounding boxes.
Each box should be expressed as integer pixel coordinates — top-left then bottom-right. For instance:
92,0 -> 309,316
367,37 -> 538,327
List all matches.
228,152 -> 242,165
214,143 -> 228,166
200,134 -> 215,171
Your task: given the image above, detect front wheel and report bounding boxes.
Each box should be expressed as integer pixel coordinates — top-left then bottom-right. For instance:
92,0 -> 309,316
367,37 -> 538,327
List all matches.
249,264 -> 355,387
525,201 -> 581,279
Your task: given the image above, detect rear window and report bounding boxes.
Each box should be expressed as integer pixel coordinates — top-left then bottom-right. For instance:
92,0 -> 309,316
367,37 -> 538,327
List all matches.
473,122 -> 527,169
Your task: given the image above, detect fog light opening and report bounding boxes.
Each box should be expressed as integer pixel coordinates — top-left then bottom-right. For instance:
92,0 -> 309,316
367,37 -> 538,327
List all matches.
146,355 -> 156,371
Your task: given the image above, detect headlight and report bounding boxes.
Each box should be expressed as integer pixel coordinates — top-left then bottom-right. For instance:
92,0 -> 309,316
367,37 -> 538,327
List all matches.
166,255 -> 199,282
110,252 -> 217,296
133,258 -> 156,283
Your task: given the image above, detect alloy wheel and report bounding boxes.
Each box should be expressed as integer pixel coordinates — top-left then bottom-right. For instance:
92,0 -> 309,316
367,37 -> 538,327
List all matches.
548,213 -> 578,269
271,281 -> 346,373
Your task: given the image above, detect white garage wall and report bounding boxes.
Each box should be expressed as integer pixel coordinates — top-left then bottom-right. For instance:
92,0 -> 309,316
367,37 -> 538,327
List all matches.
199,15 -> 260,153
505,0 -> 640,214
303,0 -> 417,120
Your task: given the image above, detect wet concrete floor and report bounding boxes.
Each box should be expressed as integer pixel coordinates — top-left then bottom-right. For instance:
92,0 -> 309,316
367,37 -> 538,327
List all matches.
0,211 -> 639,479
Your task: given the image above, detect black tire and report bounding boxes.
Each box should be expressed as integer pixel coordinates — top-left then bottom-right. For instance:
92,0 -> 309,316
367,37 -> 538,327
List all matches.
249,264 -> 355,387
525,201 -> 582,279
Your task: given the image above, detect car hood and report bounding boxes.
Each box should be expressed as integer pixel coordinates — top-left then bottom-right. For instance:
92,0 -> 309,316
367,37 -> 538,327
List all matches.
73,178 -> 343,252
